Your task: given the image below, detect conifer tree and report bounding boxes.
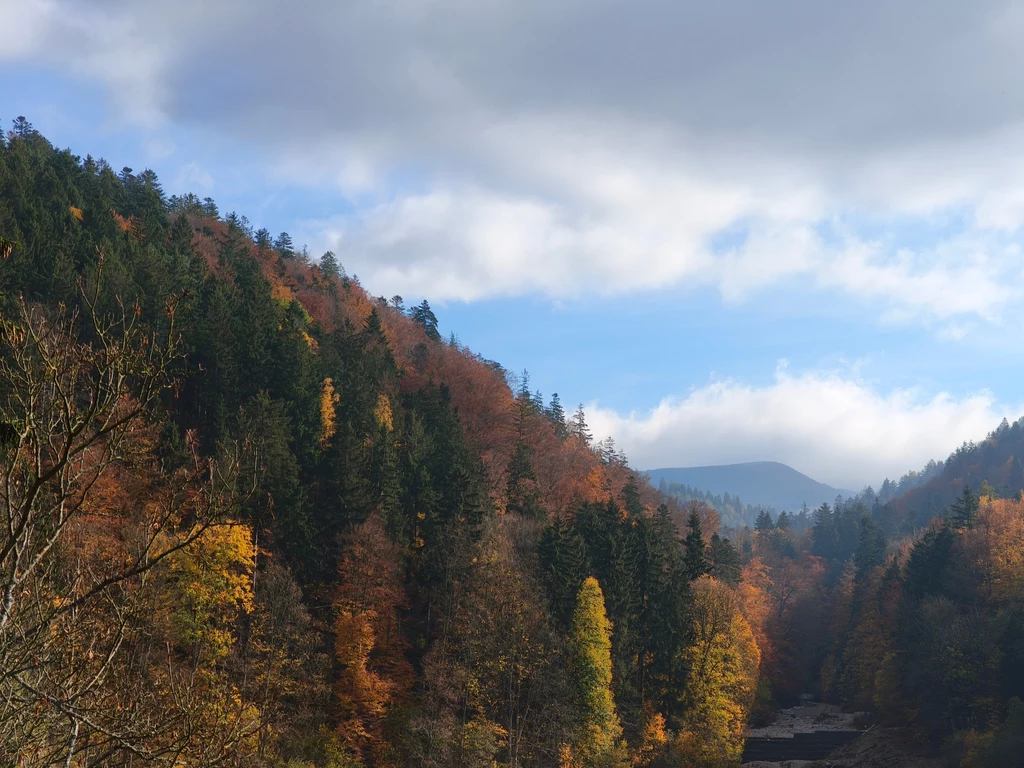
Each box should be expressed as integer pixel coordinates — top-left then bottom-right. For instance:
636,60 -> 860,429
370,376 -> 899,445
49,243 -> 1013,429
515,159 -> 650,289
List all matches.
708,533 -> 742,586
812,503 -> 838,562
320,250 -> 341,279
568,577 -> 626,766
548,393 -> 568,440
539,517 -> 590,627
683,510 -> 708,580
570,404 -> 592,445
274,231 -> 294,258
854,517 -> 887,580
950,484 -> 980,529
409,299 -> 440,341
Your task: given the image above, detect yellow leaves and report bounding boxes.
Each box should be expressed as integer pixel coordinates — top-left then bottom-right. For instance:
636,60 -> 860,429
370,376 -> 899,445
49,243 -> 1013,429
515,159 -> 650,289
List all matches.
301,330 -> 319,351
569,577 -> 624,763
559,743 -> 582,768
633,710 -> 668,767
164,522 -> 256,660
0,237 -> 15,259
374,392 -> 393,432
319,377 -> 340,449
69,205 -> 84,221
678,576 -> 761,765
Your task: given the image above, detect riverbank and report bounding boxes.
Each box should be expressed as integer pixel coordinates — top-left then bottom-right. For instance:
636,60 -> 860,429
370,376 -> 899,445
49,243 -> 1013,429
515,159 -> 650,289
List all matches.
744,726 -> 942,768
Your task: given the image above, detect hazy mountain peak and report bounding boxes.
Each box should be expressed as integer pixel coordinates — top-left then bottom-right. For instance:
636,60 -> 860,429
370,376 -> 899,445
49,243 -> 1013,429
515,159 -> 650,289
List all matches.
645,461 -> 854,512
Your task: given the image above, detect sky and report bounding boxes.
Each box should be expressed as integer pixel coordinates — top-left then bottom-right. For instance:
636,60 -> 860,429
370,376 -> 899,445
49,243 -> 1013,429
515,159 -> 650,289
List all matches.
4,0 -> 1024,489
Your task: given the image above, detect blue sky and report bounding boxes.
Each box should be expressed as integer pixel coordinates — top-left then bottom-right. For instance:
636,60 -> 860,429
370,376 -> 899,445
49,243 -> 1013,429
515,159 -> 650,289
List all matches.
5,0 -> 1024,489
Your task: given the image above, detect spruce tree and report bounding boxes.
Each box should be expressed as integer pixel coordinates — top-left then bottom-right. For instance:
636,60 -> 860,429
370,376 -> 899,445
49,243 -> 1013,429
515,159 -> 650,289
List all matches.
755,509 -> 775,532
708,533 -> 741,586
950,484 -> 980,529
854,517 -> 887,580
548,392 -> 568,440
683,510 -> 708,580
320,250 -> 340,279
570,403 -> 592,445
812,503 -> 838,562
568,577 -> 626,765
409,299 -> 441,341
274,231 -> 294,258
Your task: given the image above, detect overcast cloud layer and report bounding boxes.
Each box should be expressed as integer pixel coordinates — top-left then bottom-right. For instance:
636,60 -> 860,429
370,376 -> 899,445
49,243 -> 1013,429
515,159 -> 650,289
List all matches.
7,0 -> 1024,314
6,0 -> 1024,482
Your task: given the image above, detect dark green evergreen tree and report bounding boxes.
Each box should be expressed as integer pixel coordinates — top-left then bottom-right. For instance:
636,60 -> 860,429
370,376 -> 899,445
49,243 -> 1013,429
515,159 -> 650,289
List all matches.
320,250 -> 340,279
755,509 -> 776,532
409,299 -> 441,341
950,484 -> 980,529
683,509 -> 708,580
547,392 -> 568,440
708,533 -> 742,586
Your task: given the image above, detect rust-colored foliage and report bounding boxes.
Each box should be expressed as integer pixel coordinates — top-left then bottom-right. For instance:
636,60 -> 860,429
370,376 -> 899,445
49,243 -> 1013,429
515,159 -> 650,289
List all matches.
334,514 -> 413,762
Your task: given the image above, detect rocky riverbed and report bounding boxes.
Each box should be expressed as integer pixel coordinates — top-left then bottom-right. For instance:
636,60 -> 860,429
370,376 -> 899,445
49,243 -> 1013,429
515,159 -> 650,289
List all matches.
745,703 -> 862,740
743,704 -> 942,768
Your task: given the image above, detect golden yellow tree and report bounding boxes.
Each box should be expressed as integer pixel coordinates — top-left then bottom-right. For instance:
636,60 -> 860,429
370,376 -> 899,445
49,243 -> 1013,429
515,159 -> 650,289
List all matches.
567,576 -> 628,767
675,576 -> 760,767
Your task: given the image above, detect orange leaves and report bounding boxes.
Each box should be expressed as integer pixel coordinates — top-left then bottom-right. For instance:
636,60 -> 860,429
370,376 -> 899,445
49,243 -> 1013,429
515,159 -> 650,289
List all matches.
69,205 -> 84,221
111,208 -> 142,241
335,609 -> 394,743
270,281 -> 294,306
334,515 -> 412,759
319,377 -> 340,449
965,496 -> 1024,605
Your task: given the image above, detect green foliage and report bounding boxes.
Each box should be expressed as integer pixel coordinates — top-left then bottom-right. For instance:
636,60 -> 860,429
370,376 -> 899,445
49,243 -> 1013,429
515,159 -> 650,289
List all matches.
683,510 -> 708,581
568,577 -> 627,765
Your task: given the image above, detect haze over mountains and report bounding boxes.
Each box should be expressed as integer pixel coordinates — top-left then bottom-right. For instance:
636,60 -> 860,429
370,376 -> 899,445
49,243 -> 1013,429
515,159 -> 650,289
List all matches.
645,461 -> 855,512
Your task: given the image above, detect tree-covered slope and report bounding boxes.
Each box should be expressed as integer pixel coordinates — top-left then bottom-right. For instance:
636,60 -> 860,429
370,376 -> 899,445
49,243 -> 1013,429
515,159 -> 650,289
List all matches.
0,118 -> 761,768
883,416 -> 1024,531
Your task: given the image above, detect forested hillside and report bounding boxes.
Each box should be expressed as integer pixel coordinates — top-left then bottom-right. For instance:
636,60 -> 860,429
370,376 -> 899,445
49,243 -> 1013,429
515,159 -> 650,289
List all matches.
4,119 -> 1024,768
0,120 -> 761,767
655,480 -> 784,529
883,418 -> 1024,531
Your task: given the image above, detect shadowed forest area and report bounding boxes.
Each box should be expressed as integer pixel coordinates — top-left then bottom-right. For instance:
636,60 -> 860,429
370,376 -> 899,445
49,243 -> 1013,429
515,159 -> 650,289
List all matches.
1,120 -> 1023,767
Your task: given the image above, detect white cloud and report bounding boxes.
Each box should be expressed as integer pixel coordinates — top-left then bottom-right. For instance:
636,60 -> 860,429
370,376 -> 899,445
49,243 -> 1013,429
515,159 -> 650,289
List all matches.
0,2 -> 57,60
173,162 -> 214,192
10,0 -> 1024,324
588,367 -> 1019,490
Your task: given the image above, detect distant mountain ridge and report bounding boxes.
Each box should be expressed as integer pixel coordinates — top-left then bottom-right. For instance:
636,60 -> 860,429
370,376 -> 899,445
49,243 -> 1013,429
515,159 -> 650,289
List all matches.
645,461 -> 854,513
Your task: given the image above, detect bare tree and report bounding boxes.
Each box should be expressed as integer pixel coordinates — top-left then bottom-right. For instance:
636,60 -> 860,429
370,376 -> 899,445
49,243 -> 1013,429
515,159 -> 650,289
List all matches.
0,292 -> 258,765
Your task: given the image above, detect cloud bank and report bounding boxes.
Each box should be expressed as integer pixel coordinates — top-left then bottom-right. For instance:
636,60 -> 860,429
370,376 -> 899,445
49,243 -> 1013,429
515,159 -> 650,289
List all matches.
588,368 -> 1019,490
7,0 -> 1024,323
